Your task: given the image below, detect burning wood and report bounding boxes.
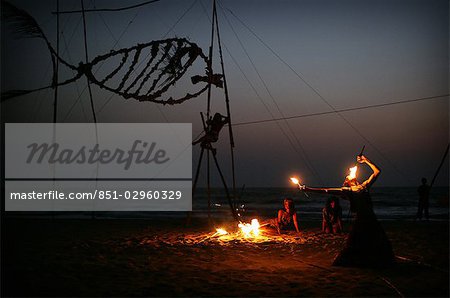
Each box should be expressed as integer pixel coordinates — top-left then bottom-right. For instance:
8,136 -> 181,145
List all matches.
201,219 -> 274,243
215,228 -> 228,235
238,219 -> 261,238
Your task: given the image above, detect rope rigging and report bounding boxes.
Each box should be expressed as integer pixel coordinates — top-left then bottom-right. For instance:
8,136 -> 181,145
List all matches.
214,0 -> 239,208
220,3 -> 428,183
80,0 -> 96,122
95,0 -> 199,116
1,1 -> 219,106
233,94 -> 449,127
64,7 -> 140,120
52,0 -> 161,14
3,0 -> 446,190
190,0 -> 239,222
217,2 -> 323,183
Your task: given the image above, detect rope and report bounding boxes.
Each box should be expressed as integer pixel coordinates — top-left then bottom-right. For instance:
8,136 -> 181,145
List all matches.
379,276 -> 405,297
60,32 -> 88,121
218,3 -> 322,183
430,143 -> 449,188
81,0 -> 97,123
222,5 -> 419,183
233,94 -> 449,126
53,0 -> 160,14
201,0 -> 321,184
96,0 -> 198,115
214,1 -> 238,206
87,11 -> 140,115
80,0 -> 100,219
33,2 -> 82,121
62,1 -> 197,119
53,0 -> 59,123
206,0 -> 216,119
3,1 -> 204,111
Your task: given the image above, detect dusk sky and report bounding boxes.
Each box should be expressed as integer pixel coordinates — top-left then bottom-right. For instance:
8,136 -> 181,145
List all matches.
2,0 -> 448,187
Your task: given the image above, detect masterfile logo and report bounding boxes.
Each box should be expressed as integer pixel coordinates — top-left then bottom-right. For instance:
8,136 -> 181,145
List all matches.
26,140 -> 170,170
6,123 -> 191,179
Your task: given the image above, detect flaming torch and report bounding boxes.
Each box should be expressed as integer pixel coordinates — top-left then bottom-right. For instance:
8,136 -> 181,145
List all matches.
290,177 -> 300,186
290,177 -> 309,198
346,166 -> 358,181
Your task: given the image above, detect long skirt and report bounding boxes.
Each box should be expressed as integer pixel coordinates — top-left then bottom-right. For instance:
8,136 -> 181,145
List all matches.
332,216 -> 395,267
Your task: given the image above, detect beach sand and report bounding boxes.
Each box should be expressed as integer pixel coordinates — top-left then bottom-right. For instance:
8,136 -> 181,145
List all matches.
2,217 -> 448,297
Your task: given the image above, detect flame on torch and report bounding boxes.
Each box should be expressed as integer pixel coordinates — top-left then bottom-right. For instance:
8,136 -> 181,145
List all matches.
347,166 -> 358,180
290,177 -> 300,185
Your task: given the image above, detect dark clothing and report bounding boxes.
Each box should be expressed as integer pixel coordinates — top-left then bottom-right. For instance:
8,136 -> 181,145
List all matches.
333,189 -> 395,268
416,184 -> 430,220
269,210 -> 296,231
322,206 -> 342,232
279,210 -> 295,230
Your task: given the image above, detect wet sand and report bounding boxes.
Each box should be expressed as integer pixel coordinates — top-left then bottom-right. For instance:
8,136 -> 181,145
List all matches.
2,217 -> 448,297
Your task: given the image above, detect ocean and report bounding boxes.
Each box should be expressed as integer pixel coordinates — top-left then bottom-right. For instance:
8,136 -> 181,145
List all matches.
190,187 -> 449,221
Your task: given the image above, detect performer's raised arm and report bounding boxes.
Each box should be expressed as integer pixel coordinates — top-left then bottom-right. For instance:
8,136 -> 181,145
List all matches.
357,155 -> 380,189
295,154 -> 380,196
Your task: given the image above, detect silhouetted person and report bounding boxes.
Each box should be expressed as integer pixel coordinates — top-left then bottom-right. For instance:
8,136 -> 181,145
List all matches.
298,155 -> 395,268
322,197 -> 343,233
192,113 -> 229,152
416,177 -> 430,221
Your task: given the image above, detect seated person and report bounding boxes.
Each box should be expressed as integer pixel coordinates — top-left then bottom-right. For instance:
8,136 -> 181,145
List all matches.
269,198 -> 300,234
322,196 -> 343,233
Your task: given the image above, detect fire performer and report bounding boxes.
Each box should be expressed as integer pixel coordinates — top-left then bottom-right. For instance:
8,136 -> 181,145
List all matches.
298,155 -> 395,267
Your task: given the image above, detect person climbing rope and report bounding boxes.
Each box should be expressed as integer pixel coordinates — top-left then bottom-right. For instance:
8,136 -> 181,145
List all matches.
192,112 -> 229,153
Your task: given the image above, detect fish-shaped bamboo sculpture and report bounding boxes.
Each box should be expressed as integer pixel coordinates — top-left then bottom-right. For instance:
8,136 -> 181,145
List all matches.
1,1 -> 222,105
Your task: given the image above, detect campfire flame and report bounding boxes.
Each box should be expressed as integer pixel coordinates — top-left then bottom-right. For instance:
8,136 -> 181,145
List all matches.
215,228 -> 228,235
290,177 -> 300,185
238,219 -> 261,238
347,166 -> 358,180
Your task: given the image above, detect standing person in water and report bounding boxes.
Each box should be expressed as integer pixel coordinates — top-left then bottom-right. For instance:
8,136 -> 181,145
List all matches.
298,155 -> 395,267
322,197 -> 343,233
270,198 -> 300,234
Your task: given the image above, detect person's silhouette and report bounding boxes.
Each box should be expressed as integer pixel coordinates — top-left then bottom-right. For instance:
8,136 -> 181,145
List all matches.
192,113 -> 229,153
416,177 -> 430,221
